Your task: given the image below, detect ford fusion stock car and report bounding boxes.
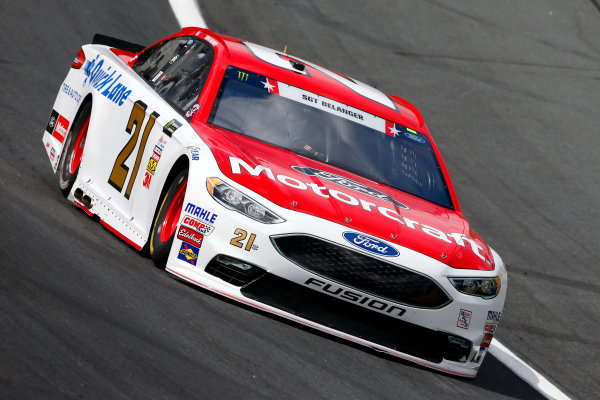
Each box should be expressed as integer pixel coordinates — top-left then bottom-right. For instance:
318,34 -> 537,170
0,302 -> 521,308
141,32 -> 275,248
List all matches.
43,27 -> 506,377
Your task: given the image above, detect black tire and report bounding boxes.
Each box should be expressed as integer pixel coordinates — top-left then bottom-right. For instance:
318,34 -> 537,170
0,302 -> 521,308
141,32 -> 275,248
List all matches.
57,101 -> 92,197
150,170 -> 188,268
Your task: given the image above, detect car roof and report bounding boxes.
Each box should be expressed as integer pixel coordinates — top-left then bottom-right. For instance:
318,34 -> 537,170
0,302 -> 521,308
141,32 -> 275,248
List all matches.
189,28 -> 426,133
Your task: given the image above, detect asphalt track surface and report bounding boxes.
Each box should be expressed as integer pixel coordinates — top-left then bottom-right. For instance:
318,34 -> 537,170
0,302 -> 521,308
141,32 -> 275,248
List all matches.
1,1 -> 598,399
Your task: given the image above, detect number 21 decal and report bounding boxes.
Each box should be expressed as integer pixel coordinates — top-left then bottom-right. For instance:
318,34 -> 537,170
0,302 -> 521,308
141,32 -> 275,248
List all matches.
108,100 -> 160,198
230,228 -> 257,251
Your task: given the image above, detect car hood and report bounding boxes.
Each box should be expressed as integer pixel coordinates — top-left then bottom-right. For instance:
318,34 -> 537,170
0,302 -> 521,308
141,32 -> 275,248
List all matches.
197,126 -> 494,270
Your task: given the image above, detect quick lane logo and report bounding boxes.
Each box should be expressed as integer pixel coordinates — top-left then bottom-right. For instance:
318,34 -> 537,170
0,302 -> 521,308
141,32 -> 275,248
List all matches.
178,242 -> 199,265
342,232 -> 399,257
229,156 -> 489,262
83,55 -> 131,106
292,166 -> 409,210
305,278 -> 406,318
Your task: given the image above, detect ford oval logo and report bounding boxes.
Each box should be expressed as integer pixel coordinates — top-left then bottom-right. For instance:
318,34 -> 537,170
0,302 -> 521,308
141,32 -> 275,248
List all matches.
342,232 -> 399,257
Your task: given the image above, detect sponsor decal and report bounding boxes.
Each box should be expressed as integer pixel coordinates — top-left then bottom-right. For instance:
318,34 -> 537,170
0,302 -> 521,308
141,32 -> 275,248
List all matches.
487,311 -> 502,323
484,323 -> 497,335
404,131 -> 425,143
142,140 -> 164,189
157,136 -> 167,149
230,228 -> 257,251
204,34 -> 219,47
188,146 -> 200,161
83,55 -> 131,106
480,333 -> 494,348
342,232 -> 399,257
185,103 -> 200,118
163,119 -> 182,136
230,157 -> 489,262
178,242 -> 199,265
49,147 -> 56,161
53,115 -> 70,144
292,166 -> 408,209
177,226 -> 204,247
457,309 -> 472,329
46,109 -> 59,133
182,216 -> 214,236
61,82 -> 82,104
471,346 -> 486,364
305,278 -> 406,318
184,203 -> 218,224
142,171 -> 152,189
146,158 -> 158,175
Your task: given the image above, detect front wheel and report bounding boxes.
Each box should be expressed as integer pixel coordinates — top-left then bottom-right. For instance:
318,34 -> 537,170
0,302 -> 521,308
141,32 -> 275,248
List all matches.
57,102 -> 91,197
150,170 -> 188,268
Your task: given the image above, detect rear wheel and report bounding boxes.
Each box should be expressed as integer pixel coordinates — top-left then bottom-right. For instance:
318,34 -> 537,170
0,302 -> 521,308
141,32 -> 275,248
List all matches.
58,102 -> 91,197
150,170 -> 188,268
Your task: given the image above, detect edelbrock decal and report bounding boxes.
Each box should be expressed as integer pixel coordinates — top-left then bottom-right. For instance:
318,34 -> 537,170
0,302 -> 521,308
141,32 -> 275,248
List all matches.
292,166 -> 409,210
342,232 -> 399,257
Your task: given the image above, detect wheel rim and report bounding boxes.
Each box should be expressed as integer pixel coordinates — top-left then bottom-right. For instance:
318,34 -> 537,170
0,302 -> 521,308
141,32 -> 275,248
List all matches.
69,116 -> 90,175
160,179 -> 187,242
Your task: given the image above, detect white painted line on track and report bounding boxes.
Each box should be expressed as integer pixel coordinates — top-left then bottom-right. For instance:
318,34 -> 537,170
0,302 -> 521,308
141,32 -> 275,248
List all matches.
166,1 -> 573,399
168,0 -> 208,29
490,339 -> 571,400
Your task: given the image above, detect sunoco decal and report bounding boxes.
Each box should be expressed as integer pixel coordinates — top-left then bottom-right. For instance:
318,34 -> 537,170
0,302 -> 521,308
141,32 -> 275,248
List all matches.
342,232 -> 399,257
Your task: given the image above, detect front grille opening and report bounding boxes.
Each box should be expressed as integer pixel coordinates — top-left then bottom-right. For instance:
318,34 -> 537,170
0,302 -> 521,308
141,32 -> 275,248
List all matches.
272,235 -> 451,308
205,255 -> 266,287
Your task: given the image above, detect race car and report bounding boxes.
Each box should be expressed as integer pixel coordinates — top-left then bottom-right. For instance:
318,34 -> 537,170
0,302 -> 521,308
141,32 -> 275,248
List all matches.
42,27 -> 506,377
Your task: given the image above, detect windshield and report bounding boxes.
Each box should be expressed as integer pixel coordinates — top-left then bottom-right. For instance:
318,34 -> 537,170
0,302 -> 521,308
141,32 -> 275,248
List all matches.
208,66 -> 453,209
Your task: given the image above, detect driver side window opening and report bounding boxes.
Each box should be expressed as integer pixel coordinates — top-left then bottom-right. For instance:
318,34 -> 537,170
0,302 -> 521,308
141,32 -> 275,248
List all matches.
133,36 -> 214,117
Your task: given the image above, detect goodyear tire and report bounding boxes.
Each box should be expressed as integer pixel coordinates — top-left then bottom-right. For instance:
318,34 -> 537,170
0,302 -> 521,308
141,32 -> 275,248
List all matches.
150,170 -> 188,268
57,101 -> 92,197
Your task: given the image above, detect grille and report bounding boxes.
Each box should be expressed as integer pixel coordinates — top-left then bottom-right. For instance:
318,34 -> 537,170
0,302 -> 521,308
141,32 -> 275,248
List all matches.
272,235 -> 451,308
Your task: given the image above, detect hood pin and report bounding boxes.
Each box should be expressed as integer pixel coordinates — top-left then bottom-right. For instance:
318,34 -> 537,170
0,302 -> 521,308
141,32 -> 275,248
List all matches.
345,217 -> 352,223
441,253 -> 447,259
291,201 -> 298,207
390,233 -> 397,239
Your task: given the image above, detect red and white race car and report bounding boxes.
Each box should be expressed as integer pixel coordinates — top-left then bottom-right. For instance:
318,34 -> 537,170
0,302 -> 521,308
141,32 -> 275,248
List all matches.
43,27 -> 506,377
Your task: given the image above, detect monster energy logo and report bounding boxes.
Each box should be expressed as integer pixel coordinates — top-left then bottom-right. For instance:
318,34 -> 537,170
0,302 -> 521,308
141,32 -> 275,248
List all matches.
237,71 -> 249,81
291,166 -> 409,209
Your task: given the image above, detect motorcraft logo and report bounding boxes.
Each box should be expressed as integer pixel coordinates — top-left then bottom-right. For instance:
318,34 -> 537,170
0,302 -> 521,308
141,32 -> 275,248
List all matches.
83,55 -> 131,106
230,157 -> 489,263
291,166 -> 409,210
342,232 -> 399,257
